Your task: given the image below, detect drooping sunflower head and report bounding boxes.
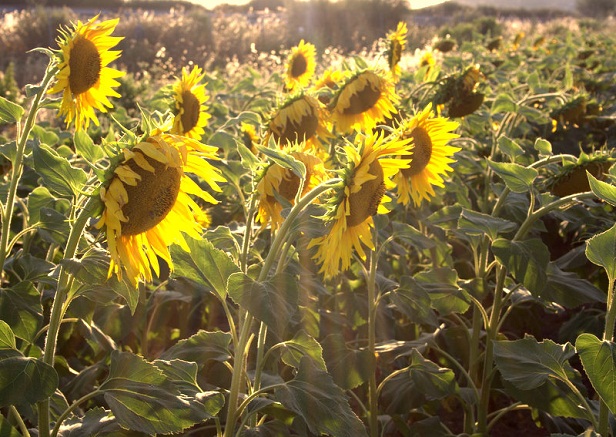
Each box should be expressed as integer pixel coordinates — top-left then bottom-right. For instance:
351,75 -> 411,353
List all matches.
308,132 -> 413,278
48,15 -> 125,131
550,95 -> 589,130
265,93 -> 331,151
393,103 -> 461,206
285,40 -> 317,92
386,21 -> 408,81
170,65 -> 211,140
459,64 -> 484,95
330,69 -> 400,135
546,151 -> 614,197
256,148 -> 328,232
95,133 -> 226,286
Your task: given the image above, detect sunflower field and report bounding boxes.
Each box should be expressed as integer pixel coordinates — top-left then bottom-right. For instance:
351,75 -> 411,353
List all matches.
1,4 -> 616,437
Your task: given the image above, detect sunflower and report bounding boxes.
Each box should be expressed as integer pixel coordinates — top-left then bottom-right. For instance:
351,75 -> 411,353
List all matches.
256,149 -> 328,232
241,122 -> 260,154
95,134 -> 225,286
285,40 -> 317,92
311,68 -> 347,106
265,93 -> 331,151
386,22 -> 408,81
308,132 -> 413,278
170,65 -> 211,140
330,69 -> 400,135
48,15 -> 124,131
393,104 -> 461,206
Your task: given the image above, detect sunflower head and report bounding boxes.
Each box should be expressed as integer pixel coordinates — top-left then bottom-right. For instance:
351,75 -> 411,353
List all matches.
265,93 -> 331,150
48,15 -> 125,130
308,132 -> 413,278
330,69 -> 400,135
285,40 -> 317,92
550,95 -> 588,129
241,122 -> 260,154
95,133 -> 225,286
393,103 -> 461,206
311,68 -> 347,106
434,37 -> 456,53
447,92 -> 485,118
386,22 -> 408,81
547,152 -> 614,197
256,148 -> 328,232
170,65 -> 211,140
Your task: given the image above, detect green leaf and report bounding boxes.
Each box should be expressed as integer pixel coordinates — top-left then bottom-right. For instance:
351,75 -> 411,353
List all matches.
585,223 -> 616,281
458,208 -> 517,241
0,414 -> 22,437
497,136 -> 524,159
274,357 -> 368,437
0,282 -> 43,342
0,321 -> 16,350
408,349 -> 459,400
492,238 -> 550,296
486,159 -> 538,193
159,330 -> 232,364
56,407 -> 141,437
534,138 -> 552,155
587,172 -> 616,207
171,236 -> 240,300
32,142 -> 87,198
0,95 -> 24,123
228,272 -> 299,338
0,353 -> 58,406
390,276 -> 439,327
321,334 -> 373,390
576,333 -> 616,414
493,336 -> 575,390
414,268 -> 469,315
280,330 -> 326,371
541,263 -> 605,308
392,222 -> 436,250
491,93 -> 518,114
258,146 -> 306,180
74,129 -> 104,165
31,125 -> 60,147
100,350 -> 209,435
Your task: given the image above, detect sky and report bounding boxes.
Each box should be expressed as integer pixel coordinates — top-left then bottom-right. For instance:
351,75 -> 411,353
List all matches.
188,0 -> 449,9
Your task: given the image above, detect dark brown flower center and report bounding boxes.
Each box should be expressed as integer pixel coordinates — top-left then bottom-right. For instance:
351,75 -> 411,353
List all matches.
180,90 -> 201,133
402,127 -> 432,177
274,112 -> 319,145
343,77 -> 382,115
291,54 -> 308,78
68,37 -> 102,95
120,151 -> 182,236
347,159 -> 385,227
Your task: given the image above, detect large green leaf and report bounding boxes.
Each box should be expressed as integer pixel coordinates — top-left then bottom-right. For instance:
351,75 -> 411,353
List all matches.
280,330 -> 326,371
491,94 -> 518,114
100,350 -> 211,434
57,407 -> 142,436
409,349 -> 459,399
458,208 -> 517,241
0,414 -> 22,437
390,276 -> 438,327
576,333 -> 616,414
171,236 -> 240,299
585,223 -> 616,281
492,238 -> 550,296
159,330 -> 232,364
391,222 -> 436,250
0,95 -> 24,123
497,136 -> 524,159
587,171 -> 616,206
274,357 -> 368,437
0,351 -> 58,406
414,268 -> 469,315
321,334 -> 373,390
493,336 -> 575,390
486,159 -> 538,193
258,146 -> 306,180
534,138 -> 552,155
0,321 -> 16,350
0,282 -> 43,342
73,129 -> 104,166
228,272 -> 299,338
541,263 -> 605,308
31,142 -> 87,198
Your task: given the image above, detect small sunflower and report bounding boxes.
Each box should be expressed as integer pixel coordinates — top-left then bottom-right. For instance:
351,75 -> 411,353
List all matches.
95,134 -> 225,286
48,15 -> 124,131
386,22 -> 408,81
265,93 -> 331,151
308,132 -> 413,278
330,69 -> 400,135
393,104 -> 461,206
256,149 -> 328,232
311,68 -> 347,106
170,65 -> 211,140
285,40 -> 317,92
241,122 -> 260,154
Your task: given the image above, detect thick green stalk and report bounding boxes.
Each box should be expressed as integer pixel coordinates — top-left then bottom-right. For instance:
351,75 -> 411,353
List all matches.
367,246 -> 379,437
0,63 -> 57,277
599,277 -> 616,436
38,195 -> 99,437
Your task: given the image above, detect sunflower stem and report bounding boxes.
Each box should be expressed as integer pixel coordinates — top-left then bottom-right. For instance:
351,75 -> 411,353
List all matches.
366,241 -> 379,437
0,61 -> 57,280
38,195 -> 99,437
223,178 -> 340,437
